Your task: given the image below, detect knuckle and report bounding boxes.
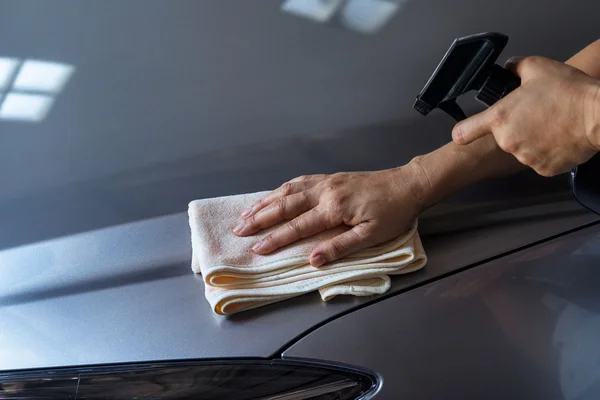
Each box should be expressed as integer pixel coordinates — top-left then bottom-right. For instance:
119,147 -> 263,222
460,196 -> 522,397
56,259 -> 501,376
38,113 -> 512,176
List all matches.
327,174 -> 344,188
357,223 -> 375,238
497,136 -> 517,153
522,56 -> 541,69
290,175 -> 306,183
327,194 -> 345,213
536,167 -> 554,177
347,229 -> 364,246
314,207 -> 338,230
245,215 -> 258,229
489,105 -> 508,128
518,154 -> 534,166
280,182 -> 293,196
286,219 -> 302,235
504,141 -> 518,154
452,124 -> 465,143
261,233 -> 274,245
274,197 -> 287,216
324,180 -> 338,191
328,239 -> 344,258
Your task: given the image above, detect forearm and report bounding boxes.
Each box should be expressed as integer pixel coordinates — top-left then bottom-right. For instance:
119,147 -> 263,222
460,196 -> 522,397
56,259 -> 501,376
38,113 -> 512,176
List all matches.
402,136 -> 524,210
568,39 -> 600,149
585,80 -> 600,149
402,38 -> 600,210
567,39 -> 600,78
568,40 -> 600,151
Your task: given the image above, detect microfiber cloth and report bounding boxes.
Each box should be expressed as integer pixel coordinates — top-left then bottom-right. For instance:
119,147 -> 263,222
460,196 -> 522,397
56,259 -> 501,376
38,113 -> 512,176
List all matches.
189,191 -> 427,315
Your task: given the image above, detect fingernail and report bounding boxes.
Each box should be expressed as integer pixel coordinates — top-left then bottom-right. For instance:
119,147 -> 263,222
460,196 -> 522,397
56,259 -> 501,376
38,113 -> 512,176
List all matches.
241,208 -> 252,218
233,223 -> 245,234
252,240 -> 264,252
311,254 -> 326,268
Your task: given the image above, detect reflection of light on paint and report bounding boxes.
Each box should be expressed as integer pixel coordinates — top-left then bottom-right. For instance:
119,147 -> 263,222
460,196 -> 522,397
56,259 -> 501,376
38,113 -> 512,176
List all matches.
341,0 -> 402,34
0,57 -> 19,90
0,93 -> 55,122
13,60 -> 75,93
0,58 -> 75,122
281,0 -> 343,23
0,314 -> 45,370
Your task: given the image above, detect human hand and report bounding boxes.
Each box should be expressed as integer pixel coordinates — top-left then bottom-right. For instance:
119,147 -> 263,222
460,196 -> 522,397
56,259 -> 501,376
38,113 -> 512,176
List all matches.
452,56 -> 600,176
232,166 -> 428,267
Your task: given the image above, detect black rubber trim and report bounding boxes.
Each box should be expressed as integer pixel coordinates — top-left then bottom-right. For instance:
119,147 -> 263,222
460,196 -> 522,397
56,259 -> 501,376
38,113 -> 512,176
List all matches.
273,219 -> 600,357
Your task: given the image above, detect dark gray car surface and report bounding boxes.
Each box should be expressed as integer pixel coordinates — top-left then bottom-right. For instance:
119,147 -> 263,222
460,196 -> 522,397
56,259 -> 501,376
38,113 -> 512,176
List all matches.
284,223 -> 600,399
1,1 -> 599,399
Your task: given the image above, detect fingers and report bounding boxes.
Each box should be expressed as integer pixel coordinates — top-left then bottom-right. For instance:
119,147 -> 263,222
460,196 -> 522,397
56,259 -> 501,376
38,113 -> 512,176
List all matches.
453,56 -> 534,146
310,222 -> 377,267
452,108 -> 493,145
251,208 -> 336,255
234,192 -> 316,236
504,56 -> 526,76
505,56 -> 559,80
242,177 -> 323,219
289,174 -> 328,183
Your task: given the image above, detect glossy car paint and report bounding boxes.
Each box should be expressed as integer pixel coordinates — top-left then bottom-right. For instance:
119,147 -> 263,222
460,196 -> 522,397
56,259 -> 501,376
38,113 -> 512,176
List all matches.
1,1 -> 599,398
284,223 -> 600,399
0,0 -> 598,249
0,202 -> 596,370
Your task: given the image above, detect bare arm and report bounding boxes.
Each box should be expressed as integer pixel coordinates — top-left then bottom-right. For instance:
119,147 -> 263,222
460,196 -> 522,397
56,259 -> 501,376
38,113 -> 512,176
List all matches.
412,38 -> 600,206
567,39 -> 600,77
406,135 -> 524,210
235,38 -> 600,267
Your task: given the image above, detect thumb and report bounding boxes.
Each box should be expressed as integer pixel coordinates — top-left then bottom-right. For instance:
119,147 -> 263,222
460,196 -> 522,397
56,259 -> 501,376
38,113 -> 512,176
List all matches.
310,223 -> 377,267
452,108 -> 493,145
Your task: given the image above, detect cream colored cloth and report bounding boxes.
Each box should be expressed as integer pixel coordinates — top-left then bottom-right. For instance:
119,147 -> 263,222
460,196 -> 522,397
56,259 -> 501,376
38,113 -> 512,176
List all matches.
189,191 -> 427,315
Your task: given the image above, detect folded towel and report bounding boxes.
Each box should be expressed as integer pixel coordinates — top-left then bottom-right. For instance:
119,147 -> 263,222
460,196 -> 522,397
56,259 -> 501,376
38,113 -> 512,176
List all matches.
189,191 -> 427,315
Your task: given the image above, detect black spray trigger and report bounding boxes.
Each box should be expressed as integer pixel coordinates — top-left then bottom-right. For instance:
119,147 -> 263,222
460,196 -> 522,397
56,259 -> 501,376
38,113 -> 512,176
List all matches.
438,100 -> 467,122
414,32 -> 520,122
476,64 -> 521,107
414,31 -> 600,216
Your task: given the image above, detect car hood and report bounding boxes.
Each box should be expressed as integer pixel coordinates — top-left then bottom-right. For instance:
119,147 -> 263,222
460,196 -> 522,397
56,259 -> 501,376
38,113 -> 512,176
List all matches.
1,0 -> 599,371
0,0 -> 598,248
0,201 -> 596,371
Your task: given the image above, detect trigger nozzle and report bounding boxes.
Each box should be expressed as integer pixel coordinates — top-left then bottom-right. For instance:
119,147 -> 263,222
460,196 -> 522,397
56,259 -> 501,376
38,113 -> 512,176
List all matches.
476,64 -> 521,107
438,100 -> 467,122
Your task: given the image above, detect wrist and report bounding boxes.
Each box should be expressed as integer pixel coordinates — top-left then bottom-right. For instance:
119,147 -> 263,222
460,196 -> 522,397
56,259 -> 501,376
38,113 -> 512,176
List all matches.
584,79 -> 600,150
392,156 -> 435,212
